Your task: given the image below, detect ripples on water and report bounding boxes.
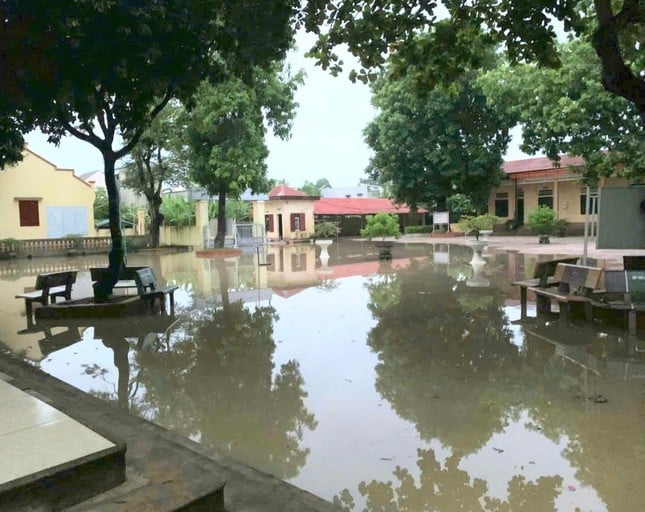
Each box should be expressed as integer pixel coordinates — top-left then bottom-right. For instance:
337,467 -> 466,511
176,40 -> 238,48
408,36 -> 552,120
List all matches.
1,241 -> 643,511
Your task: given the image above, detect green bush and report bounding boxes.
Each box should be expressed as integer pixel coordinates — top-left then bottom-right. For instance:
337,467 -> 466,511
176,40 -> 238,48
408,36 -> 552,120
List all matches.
405,225 -> 433,234
314,221 -> 339,238
457,214 -> 498,238
161,196 -> 196,227
360,212 -> 400,240
554,218 -> 569,237
527,206 -> 556,235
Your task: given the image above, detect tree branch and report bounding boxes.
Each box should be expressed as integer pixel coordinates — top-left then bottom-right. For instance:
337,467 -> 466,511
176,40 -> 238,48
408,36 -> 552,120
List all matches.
115,91 -> 173,159
592,0 -> 645,123
62,120 -> 104,149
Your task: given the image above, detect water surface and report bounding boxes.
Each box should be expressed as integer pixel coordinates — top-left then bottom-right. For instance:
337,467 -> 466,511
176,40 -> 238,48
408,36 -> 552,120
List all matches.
1,241 -> 643,511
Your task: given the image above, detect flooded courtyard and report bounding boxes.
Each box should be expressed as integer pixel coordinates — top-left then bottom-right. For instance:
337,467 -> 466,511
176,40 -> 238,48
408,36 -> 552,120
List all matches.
1,240 -> 644,511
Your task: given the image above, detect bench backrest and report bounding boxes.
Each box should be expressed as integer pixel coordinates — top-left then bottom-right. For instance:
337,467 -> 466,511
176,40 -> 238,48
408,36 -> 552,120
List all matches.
35,270 -> 77,296
553,263 -> 603,296
135,267 -> 158,295
90,266 -> 147,282
626,270 -> 645,302
603,270 -> 627,293
624,256 -> 645,271
532,257 -> 579,287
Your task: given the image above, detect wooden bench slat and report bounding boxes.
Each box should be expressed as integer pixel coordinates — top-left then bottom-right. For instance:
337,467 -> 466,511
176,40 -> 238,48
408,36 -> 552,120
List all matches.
15,270 -> 77,321
134,267 -> 178,315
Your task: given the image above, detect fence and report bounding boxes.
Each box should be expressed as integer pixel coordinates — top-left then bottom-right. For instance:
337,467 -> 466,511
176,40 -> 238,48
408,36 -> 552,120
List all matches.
0,236 -> 149,259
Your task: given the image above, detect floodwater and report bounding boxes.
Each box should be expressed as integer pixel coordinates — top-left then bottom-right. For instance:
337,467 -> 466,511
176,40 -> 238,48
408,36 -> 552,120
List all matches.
1,241 -> 644,511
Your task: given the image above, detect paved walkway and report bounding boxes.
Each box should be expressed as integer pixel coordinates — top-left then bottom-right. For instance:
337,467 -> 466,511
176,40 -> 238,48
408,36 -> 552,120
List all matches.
402,235 -> 645,268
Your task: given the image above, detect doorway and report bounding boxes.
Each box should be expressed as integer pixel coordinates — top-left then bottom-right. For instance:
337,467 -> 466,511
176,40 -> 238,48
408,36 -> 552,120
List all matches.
277,214 -> 284,240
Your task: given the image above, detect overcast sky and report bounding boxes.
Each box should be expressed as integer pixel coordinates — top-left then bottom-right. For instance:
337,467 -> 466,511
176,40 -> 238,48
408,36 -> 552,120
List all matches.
24,31 -> 531,188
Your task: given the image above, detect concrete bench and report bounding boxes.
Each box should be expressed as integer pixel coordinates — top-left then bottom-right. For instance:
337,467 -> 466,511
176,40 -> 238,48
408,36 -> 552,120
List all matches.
134,267 -> 178,315
592,270 -> 645,334
528,263 -> 604,321
15,270 -> 77,319
514,257 -> 579,319
90,266 -> 148,292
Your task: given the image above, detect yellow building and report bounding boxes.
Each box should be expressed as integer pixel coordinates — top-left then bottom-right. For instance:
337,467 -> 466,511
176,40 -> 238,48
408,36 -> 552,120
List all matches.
252,185 -> 316,242
0,148 -> 95,240
488,155 -> 630,230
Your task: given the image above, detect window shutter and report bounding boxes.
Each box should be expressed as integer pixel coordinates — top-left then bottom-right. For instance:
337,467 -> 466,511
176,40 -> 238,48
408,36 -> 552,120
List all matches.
299,213 -> 305,231
19,200 -> 39,226
290,214 -> 296,231
265,214 -> 274,232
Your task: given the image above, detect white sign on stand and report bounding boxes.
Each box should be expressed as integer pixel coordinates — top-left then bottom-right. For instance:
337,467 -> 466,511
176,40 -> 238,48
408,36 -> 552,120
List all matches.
433,211 -> 450,231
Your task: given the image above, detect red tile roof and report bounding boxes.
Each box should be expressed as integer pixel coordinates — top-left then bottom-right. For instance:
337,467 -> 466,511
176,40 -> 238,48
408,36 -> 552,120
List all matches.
268,184 -> 311,199
314,197 -> 426,215
502,155 -> 584,174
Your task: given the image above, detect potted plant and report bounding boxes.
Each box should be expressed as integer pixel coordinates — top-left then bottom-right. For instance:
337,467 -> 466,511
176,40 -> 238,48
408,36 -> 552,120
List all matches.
554,218 -> 569,237
361,212 -> 400,259
527,205 -> 556,244
457,214 -> 498,241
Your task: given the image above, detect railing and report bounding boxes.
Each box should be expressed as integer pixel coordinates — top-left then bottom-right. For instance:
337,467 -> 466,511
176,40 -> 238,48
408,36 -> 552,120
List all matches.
0,236 -> 149,259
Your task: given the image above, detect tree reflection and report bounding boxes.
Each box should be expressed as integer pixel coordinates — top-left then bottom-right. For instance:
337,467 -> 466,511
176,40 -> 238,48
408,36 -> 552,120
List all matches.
365,260 -> 520,453
334,448 -> 562,512
134,259 -> 317,480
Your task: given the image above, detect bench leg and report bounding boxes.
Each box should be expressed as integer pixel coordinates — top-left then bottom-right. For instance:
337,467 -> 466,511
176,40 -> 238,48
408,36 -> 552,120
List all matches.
559,302 -> 571,321
628,310 -> 637,335
168,292 -> 175,315
584,302 -> 593,322
536,295 -> 551,317
520,287 -> 527,320
25,300 -> 33,320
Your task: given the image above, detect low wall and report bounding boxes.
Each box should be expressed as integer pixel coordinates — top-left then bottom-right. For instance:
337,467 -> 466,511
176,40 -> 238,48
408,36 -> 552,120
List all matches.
0,236 -> 149,259
159,225 -> 201,248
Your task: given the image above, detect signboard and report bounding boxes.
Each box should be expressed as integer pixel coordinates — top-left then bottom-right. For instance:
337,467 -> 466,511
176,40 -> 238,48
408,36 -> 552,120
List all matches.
433,211 -> 449,225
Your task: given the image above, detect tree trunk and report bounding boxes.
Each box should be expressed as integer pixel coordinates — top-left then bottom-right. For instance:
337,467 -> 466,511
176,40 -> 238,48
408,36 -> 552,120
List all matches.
148,195 -> 163,248
213,258 -> 230,310
214,191 -> 227,248
93,153 -> 126,301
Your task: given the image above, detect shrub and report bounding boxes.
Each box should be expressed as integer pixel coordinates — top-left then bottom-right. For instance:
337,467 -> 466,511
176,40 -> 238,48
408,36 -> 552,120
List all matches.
527,206 -> 556,235
360,212 -> 400,240
161,196 -> 196,227
405,225 -> 433,234
457,214 -> 498,238
554,218 -> 569,237
314,221 -> 339,238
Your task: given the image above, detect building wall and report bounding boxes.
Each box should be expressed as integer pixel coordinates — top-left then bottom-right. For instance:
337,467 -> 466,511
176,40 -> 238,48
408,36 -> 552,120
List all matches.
0,150 -> 95,240
488,175 -> 630,224
262,200 -> 315,241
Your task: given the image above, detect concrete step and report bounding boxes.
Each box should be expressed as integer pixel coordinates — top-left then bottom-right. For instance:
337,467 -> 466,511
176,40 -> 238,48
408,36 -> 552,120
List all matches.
0,380 -> 126,511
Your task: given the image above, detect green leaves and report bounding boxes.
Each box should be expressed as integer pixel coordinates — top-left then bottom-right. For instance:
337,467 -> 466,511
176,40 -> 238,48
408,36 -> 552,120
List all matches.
365,56 -> 511,211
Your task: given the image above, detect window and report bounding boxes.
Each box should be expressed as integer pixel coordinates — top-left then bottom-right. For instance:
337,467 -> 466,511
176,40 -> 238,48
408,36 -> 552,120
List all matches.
291,253 -> 307,271
494,192 -> 509,217
290,213 -> 305,231
19,200 -> 39,226
537,187 -> 554,209
580,187 -> 599,214
265,214 -> 274,232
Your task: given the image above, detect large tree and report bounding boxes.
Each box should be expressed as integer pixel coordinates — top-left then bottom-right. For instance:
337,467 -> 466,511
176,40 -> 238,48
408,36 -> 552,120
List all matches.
121,104 -> 188,248
365,65 -> 511,211
298,178 -> 332,196
0,0 -> 297,299
302,0 -> 645,123
480,40 -> 645,182
183,64 -> 302,247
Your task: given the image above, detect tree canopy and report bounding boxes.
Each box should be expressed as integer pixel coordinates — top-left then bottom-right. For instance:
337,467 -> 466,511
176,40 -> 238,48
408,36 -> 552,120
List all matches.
302,0 -> 645,123
298,178 -> 332,196
480,40 -> 645,182
365,64 -> 511,211
0,0 -> 298,297
182,64 -> 303,246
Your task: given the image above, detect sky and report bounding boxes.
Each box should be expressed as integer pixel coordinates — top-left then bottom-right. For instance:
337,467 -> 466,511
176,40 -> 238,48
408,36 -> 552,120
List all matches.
24,31 -> 532,189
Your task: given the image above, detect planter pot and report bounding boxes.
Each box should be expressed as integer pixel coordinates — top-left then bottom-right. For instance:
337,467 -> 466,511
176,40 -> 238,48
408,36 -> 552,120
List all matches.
479,229 -> 493,242
375,241 -> 394,260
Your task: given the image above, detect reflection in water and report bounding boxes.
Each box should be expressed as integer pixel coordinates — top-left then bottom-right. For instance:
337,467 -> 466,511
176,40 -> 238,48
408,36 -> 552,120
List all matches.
1,243 -> 644,511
